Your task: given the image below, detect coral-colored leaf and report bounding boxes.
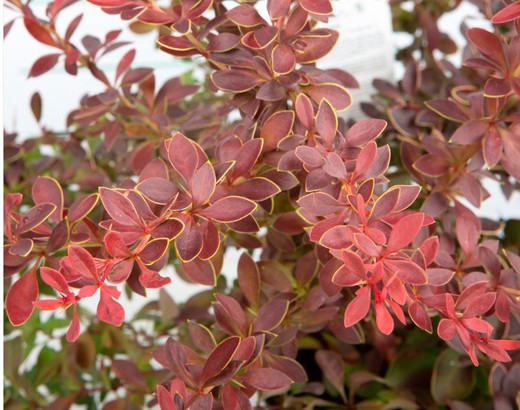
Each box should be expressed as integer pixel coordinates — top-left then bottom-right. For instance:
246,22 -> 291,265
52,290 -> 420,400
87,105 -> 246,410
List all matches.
6,270 -> 39,325
68,245 -> 98,281
66,305 -> 81,342
40,267 -> 69,295
97,287 -> 124,326
492,2 -> 520,23
344,286 -> 371,328
386,213 -> 425,254
375,302 -> 394,335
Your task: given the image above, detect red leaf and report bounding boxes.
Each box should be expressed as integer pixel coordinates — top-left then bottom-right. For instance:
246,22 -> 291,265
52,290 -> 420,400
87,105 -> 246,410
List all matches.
437,318 -> 456,341
304,83 -> 352,111
354,141 -> 378,177
214,294 -> 247,334
240,367 -> 292,391
9,238 -> 34,257
463,292 -> 496,318
456,216 -> 480,258
115,49 -> 135,81
29,53 -> 60,77
167,132 -> 200,183
272,44 -> 296,74
238,253 -> 260,307
68,193 -> 99,224
339,250 -> 367,280
200,336 -> 241,387
111,359 -> 147,388
139,238 -> 169,264
299,0 -> 333,15
295,29 -> 339,64
99,188 -> 141,227
295,146 -> 324,168
188,322 -> 217,353
23,16 -> 55,46
267,0 -> 292,19
104,231 -> 131,258
121,67 -> 153,85
211,69 -> 263,92
156,385 -> 175,410
232,177 -> 280,201
427,268 -> 455,286
40,267 -> 69,295
6,270 -> 39,325
413,154 -> 450,177
375,302 -> 394,335
483,127 -> 503,167
68,245 -> 98,282
222,384 -> 253,410
181,257 -> 216,287
260,110 -> 295,151
466,28 -> 506,69
136,178 -> 178,205
385,213 -> 425,254
32,176 -> 63,222
232,139 -> 263,178
97,287 -> 124,326
138,262 -> 171,288
16,203 -> 56,234
66,305 -> 81,342
315,100 -> 337,147
157,35 -> 195,51
345,119 -> 387,146
492,2 -> 520,23
409,301 -> 432,333
344,286 -> 371,328
389,259 -> 428,285
324,151 -> 348,179
451,120 -> 488,144
175,218 -> 202,262
207,32 -> 240,52
298,192 -> 344,216
190,163 -> 216,207
294,93 -> 315,130
200,196 -> 257,223
226,5 -> 265,27
254,299 -> 289,332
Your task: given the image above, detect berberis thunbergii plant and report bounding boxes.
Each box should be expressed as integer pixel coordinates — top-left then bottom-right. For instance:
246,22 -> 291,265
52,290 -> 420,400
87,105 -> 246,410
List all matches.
4,0 -> 520,408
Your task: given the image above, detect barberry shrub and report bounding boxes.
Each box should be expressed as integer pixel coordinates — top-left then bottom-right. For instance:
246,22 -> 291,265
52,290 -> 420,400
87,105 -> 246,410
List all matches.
4,0 -> 520,408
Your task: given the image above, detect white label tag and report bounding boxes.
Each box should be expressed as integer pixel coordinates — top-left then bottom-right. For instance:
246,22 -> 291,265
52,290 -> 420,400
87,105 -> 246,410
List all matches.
319,0 -> 395,118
